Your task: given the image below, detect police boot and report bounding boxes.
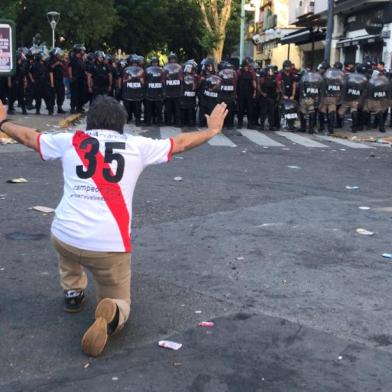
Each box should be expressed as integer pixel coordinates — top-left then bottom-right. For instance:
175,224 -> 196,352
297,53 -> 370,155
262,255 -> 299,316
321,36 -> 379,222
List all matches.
318,112 -> 325,132
351,111 -> 358,133
58,107 -> 66,114
308,112 -> 316,134
378,112 -> 386,133
327,112 -> 335,135
299,113 -> 306,132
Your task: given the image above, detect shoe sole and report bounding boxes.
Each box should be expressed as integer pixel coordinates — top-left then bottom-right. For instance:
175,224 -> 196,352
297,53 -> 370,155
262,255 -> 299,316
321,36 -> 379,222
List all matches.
64,297 -> 85,313
81,298 -> 117,357
81,317 -> 108,357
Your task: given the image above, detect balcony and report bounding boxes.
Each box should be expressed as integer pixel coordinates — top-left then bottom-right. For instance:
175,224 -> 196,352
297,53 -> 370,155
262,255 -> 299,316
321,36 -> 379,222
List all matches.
334,0 -> 390,14
296,0 -> 315,19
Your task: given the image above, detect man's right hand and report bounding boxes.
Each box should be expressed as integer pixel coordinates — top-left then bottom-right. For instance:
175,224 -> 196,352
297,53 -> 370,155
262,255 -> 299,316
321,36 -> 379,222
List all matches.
205,103 -> 228,135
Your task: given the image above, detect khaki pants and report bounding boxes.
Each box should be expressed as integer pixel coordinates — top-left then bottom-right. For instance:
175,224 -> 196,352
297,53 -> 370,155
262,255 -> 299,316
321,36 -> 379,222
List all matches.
51,235 -> 131,329
338,100 -> 359,116
299,97 -> 317,115
319,96 -> 339,113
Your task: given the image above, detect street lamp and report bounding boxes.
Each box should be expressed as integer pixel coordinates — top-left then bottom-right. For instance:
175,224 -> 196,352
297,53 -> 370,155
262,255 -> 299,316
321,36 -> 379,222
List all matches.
47,11 -> 60,49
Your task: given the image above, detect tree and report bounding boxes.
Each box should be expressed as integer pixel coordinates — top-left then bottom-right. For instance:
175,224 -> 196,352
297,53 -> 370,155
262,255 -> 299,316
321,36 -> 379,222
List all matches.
197,0 -> 233,63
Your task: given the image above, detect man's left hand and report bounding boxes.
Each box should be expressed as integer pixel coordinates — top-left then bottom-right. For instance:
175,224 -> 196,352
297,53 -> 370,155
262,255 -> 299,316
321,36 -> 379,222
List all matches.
0,100 -> 7,123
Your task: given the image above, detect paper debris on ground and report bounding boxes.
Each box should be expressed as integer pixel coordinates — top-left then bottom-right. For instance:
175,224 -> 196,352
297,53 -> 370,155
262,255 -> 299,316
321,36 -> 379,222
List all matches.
345,186 -> 359,190
158,340 -> 182,350
198,321 -> 215,328
356,228 -> 374,236
236,256 -> 244,261
58,113 -> 82,128
30,206 -> 55,213
287,165 -> 300,169
173,176 -> 183,182
358,206 -> 370,210
382,253 -> 392,259
194,310 -> 202,314
7,178 -> 28,183
83,363 -> 90,369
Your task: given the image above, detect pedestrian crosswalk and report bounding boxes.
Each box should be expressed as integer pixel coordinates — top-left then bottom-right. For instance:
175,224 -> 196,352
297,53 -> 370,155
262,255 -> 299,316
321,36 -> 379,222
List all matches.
77,120 -> 376,150
156,127 -> 375,150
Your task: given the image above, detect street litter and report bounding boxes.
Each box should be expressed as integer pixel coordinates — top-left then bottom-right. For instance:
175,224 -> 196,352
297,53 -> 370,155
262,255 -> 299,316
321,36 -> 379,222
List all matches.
30,206 -> 55,213
345,186 -> 359,190
174,156 -> 184,160
358,206 -> 370,210
287,165 -> 300,169
338,356 -> 343,360
112,377 -> 119,381
7,178 -> 28,183
242,150 -> 247,153
356,228 -> 374,236
0,138 -> 17,145
158,340 -> 182,350
382,253 -> 392,259
340,148 -> 346,151
173,176 -> 183,182
83,363 -> 90,369
195,310 -> 202,314
0,268 -> 4,271
236,256 -> 244,261
198,321 -> 215,328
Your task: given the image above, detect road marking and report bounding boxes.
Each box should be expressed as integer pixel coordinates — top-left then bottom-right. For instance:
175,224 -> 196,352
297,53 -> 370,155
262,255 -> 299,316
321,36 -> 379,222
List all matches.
240,129 -> 284,147
317,135 -> 373,149
160,127 -> 182,139
276,131 -> 328,148
208,133 -> 237,147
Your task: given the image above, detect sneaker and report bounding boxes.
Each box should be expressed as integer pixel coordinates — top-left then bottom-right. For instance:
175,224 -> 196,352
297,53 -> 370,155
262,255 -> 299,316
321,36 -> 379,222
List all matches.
64,289 -> 85,313
81,298 -> 119,357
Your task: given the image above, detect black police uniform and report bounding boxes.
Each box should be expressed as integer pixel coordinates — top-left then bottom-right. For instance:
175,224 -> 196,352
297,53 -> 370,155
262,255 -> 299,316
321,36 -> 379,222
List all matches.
90,63 -> 111,99
49,58 -> 65,113
69,55 -> 86,112
29,59 -> 54,114
8,59 -> 28,114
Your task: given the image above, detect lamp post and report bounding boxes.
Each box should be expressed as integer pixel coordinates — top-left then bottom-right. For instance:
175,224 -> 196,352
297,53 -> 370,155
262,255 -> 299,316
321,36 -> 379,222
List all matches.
239,0 -> 246,64
324,0 -> 334,64
47,11 -> 60,49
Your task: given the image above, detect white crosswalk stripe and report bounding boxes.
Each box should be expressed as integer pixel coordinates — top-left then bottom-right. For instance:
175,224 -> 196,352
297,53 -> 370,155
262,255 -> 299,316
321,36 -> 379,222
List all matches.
276,131 -> 329,148
208,134 -> 237,147
240,129 -> 284,147
160,126 -> 182,139
316,135 -> 373,149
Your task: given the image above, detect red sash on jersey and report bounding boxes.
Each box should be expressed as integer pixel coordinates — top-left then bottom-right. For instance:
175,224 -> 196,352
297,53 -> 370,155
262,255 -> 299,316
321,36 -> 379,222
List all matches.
72,131 -> 131,252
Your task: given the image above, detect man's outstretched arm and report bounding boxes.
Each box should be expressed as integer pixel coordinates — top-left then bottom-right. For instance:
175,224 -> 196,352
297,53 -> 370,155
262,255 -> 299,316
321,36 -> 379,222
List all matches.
0,100 -> 40,151
171,103 -> 228,155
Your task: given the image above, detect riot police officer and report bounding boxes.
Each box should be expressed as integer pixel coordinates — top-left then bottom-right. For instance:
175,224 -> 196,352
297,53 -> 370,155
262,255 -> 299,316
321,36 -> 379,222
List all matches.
338,64 -> 368,133
87,51 -> 112,100
68,44 -> 86,114
28,52 -> 54,115
200,74 -> 222,127
198,58 -> 215,127
218,61 -> 237,128
48,47 -> 66,114
164,52 -> 183,126
7,49 -> 28,115
258,66 -> 278,131
319,64 -> 344,134
366,71 -> 390,132
179,60 -> 198,127
121,54 -> 145,126
237,58 -> 257,128
299,69 -> 323,134
145,56 -> 165,126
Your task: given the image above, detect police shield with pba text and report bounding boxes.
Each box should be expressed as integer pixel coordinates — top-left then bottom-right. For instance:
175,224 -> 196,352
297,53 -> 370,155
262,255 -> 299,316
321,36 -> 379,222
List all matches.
338,67 -> 368,133
366,72 -> 390,132
121,55 -> 145,126
299,70 -> 322,134
319,66 -> 344,134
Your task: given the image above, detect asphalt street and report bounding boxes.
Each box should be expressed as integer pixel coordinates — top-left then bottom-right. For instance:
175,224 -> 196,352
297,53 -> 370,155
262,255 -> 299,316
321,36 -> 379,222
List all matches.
2,108 -> 392,391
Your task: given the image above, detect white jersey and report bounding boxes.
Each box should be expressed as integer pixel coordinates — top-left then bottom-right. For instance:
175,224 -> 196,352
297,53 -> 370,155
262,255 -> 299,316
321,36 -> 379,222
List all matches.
37,129 -> 173,252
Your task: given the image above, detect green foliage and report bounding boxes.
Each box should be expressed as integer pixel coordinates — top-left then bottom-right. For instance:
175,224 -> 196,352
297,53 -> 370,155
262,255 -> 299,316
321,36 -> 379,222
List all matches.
0,0 -> 239,59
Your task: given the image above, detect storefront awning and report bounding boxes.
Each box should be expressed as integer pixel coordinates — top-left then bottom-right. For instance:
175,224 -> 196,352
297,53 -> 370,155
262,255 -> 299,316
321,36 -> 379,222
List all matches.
280,28 -> 326,45
336,34 -> 383,48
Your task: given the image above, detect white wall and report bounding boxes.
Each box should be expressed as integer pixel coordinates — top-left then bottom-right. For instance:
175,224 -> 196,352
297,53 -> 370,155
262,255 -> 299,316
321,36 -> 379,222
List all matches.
314,0 -> 328,14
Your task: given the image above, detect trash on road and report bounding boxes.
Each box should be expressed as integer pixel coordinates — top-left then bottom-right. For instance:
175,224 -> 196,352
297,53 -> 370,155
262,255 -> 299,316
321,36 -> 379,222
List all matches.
356,228 -> 374,236
30,206 -> 55,213
158,340 -> 182,350
0,267 -> 5,271
338,355 -> 343,360
358,206 -> 370,210
287,165 -> 300,169
0,137 -> 17,145
173,362 -> 182,367
198,321 -> 215,328
345,186 -> 359,190
382,253 -> 392,259
174,156 -> 184,160
236,256 -> 244,261
7,178 -> 28,183
173,176 -> 183,182
83,362 -> 90,369
195,310 -> 202,314
340,148 -> 346,151
112,377 -> 119,381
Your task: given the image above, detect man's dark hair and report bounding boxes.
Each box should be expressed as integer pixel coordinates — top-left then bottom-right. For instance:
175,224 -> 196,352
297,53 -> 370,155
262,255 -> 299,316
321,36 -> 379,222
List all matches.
86,95 -> 127,133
